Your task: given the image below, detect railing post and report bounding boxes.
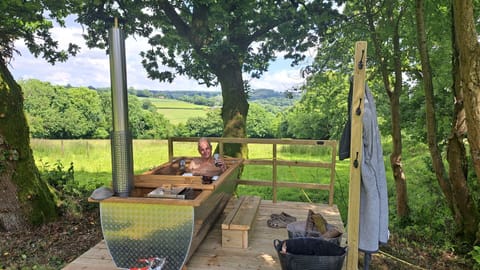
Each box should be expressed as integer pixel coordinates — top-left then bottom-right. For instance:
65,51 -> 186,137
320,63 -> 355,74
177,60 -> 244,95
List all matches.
168,137 -> 173,161
328,140 -> 337,206
272,143 -> 277,203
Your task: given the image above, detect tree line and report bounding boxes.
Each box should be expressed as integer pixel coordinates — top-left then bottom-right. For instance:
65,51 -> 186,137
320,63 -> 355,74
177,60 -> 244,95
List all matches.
22,79 -> 332,140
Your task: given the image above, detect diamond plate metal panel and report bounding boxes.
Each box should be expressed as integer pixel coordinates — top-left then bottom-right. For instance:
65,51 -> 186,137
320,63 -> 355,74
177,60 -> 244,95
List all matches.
100,202 -> 194,270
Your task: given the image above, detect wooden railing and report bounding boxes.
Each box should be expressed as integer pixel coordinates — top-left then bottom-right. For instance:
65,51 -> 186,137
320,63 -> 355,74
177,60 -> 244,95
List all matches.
167,137 -> 337,206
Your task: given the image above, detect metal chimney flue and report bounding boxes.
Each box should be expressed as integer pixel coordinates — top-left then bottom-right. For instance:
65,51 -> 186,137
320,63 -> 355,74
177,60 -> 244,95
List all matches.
109,18 -> 133,197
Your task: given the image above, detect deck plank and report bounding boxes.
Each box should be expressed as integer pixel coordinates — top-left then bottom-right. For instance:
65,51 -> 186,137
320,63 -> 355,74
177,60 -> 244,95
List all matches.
63,198 -> 344,270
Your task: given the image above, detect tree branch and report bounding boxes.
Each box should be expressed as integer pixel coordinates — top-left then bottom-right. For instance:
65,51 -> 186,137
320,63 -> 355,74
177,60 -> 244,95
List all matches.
157,1 -> 191,41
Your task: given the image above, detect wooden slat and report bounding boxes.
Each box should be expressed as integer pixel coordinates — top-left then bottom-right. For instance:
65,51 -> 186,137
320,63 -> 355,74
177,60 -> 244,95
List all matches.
168,136 -> 337,147
135,181 -> 213,190
237,180 -> 331,190
242,159 -> 334,168
221,196 -> 246,230
134,174 -> 208,188
92,190 -> 212,207
229,196 -> 261,230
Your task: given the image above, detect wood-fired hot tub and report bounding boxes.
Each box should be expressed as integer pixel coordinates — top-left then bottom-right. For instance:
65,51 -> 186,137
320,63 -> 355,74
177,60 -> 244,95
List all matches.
95,157 -> 242,270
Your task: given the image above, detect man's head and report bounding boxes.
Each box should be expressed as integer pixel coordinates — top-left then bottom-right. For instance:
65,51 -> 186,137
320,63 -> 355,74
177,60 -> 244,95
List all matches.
197,137 -> 212,159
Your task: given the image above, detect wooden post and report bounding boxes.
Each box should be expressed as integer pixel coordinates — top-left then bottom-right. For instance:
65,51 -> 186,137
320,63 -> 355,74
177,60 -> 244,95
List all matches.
272,143 -> 277,203
346,41 -> 367,270
328,140 -> 337,206
168,137 -> 174,161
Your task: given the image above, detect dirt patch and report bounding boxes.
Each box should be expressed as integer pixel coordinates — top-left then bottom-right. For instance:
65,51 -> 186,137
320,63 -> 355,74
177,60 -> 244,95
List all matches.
365,233 -> 472,270
0,210 -> 102,269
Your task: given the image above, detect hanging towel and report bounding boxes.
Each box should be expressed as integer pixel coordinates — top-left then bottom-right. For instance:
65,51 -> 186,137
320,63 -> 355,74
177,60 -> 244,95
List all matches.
359,85 -> 389,252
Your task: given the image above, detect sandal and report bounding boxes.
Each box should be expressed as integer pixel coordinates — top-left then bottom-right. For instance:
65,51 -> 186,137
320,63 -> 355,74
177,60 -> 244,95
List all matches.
280,212 -> 297,223
267,217 -> 289,228
270,212 -> 297,223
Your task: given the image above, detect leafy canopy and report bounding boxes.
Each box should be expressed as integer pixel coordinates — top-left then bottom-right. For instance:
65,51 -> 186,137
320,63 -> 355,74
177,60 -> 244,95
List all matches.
75,0 -> 345,87
0,0 -> 80,65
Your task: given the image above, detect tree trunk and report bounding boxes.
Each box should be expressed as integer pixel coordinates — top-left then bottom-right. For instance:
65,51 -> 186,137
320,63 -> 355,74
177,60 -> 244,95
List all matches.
390,13 -> 410,220
389,86 -> 409,219
0,62 -> 58,231
452,0 -> 480,242
415,0 -> 454,210
446,97 -> 478,240
453,0 -> 480,184
416,0 -> 478,241
214,59 -> 249,158
365,2 -> 410,219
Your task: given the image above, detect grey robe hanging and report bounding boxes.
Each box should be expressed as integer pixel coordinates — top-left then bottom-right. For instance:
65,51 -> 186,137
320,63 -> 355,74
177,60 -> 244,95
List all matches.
339,81 -> 389,253
359,85 -> 389,253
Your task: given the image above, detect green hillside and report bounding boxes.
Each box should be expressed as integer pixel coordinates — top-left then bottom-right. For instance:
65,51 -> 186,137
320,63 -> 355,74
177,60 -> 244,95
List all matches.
142,97 -> 210,125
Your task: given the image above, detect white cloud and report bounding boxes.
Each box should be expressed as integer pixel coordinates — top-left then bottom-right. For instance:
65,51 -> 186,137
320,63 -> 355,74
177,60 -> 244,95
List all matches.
249,68 -> 305,91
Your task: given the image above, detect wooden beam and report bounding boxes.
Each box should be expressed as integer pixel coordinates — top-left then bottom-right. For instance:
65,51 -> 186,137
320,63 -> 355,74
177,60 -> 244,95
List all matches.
242,159 -> 334,168
168,137 -> 337,146
329,140 -> 338,206
237,179 -> 331,190
346,41 -> 367,270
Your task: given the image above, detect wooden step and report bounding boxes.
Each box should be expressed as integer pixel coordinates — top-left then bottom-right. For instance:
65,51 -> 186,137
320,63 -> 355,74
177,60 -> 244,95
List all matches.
221,196 -> 261,248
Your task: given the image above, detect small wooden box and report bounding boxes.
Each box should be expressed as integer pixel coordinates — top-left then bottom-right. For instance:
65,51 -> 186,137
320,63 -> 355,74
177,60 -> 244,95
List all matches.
221,196 -> 261,248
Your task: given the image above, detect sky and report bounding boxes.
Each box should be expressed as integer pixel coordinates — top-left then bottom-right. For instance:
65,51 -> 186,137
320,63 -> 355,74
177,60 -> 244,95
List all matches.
9,17 -> 312,92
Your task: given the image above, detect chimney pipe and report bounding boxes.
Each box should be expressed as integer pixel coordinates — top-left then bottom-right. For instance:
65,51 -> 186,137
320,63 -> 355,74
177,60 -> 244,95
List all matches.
109,19 -> 133,197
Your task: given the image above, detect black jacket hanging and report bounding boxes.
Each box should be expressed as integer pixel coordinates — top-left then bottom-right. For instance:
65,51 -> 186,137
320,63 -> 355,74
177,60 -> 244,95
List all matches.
339,76 -> 353,160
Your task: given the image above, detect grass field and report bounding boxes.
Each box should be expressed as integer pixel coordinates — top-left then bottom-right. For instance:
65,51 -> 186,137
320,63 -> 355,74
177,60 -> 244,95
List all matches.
30,138 -> 353,219
142,98 -> 209,125
31,138 -> 441,225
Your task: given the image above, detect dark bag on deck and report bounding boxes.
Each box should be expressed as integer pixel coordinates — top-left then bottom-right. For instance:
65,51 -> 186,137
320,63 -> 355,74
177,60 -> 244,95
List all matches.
274,237 -> 346,270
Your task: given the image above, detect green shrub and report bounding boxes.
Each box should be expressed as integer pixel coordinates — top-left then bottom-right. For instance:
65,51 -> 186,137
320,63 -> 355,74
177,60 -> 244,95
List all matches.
38,160 -> 100,217
469,246 -> 480,270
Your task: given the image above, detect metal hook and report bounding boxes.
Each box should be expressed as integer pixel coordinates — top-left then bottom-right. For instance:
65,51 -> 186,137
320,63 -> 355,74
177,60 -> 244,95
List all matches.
353,152 -> 359,168
358,49 -> 365,69
356,98 -> 362,115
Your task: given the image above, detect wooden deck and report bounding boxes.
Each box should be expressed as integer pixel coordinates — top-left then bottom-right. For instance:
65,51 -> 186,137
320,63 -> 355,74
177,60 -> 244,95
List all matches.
63,198 -> 345,270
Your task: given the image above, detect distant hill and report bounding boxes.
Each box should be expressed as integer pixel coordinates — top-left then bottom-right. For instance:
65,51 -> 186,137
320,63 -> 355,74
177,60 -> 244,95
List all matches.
248,89 -> 291,100
96,87 -> 300,112
145,88 -> 299,114
132,88 -> 299,100
96,86 -> 300,100
153,90 -> 220,99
